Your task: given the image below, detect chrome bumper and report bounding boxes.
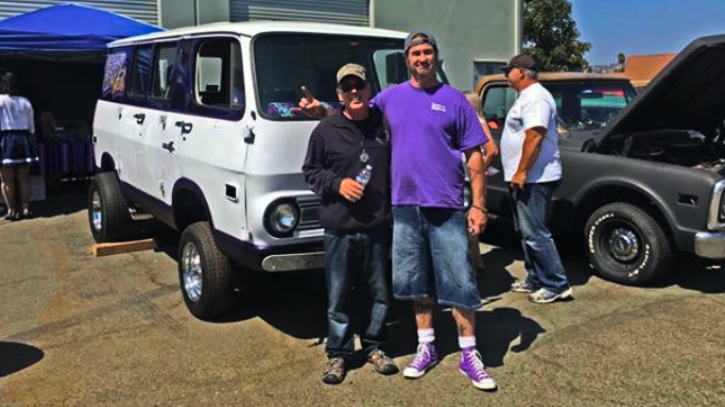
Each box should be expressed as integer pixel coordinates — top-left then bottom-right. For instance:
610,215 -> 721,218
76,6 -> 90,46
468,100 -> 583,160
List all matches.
261,251 -> 325,272
694,232 -> 725,259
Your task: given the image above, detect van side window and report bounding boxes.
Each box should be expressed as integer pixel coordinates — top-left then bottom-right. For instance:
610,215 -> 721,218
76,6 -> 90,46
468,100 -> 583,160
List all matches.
194,39 -> 244,112
129,46 -> 153,99
151,44 -> 178,100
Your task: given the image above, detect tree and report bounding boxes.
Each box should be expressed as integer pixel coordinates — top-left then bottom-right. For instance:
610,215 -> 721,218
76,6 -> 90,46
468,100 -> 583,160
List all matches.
523,0 -> 591,72
614,52 -> 626,72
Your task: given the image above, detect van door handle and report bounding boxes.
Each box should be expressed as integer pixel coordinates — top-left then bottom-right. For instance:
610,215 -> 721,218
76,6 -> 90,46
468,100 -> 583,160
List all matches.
162,141 -> 175,153
134,113 -> 145,124
175,121 -> 193,135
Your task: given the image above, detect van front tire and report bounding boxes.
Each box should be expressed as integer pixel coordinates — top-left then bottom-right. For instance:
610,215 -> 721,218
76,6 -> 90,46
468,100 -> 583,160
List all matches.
178,221 -> 235,319
88,172 -> 140,243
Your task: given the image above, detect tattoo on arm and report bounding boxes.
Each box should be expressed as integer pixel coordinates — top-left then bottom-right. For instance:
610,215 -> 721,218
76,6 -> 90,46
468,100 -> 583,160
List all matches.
414,300 -> 433,313
458,324 -> 466,336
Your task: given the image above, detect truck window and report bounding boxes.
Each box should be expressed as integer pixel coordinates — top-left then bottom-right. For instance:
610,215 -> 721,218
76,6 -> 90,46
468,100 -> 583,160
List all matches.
194,38 -> 244,112
482,86 -> 516,129
546,83 -> 636,131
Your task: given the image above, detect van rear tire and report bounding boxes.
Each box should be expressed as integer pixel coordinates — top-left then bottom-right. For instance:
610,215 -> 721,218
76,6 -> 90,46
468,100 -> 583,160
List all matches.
88,172 -> 141,243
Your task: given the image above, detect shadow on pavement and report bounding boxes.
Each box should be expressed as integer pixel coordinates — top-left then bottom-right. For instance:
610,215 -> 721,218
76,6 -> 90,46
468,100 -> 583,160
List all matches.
653,254 -> 725,294
0,179 -> 89,222
385,306 -> 545,368
0,341 -> 44,378
477,228 -> 594,298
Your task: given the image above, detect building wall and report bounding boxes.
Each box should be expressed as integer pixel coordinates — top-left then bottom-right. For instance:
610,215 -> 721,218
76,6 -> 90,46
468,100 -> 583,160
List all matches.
159,0 -> 229,29
0,0 -> 160,25
373,0 -> 522,90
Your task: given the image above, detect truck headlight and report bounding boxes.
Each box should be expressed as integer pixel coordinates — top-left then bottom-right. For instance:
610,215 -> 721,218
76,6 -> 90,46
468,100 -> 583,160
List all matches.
707,180 -> 725,230
265,201 -> 299,237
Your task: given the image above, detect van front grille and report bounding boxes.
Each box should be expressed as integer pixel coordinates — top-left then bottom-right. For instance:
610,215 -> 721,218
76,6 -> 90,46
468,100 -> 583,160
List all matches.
297,198 -> 321,231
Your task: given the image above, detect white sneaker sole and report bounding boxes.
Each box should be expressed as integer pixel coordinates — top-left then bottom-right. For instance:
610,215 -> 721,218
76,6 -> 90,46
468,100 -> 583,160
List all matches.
403,361 -> 437,379
459,369 -> 497,391
529,288 -> 573,304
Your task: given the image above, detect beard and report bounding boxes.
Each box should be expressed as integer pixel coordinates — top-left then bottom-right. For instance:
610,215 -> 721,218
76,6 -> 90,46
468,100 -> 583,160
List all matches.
408,60 -> 436,77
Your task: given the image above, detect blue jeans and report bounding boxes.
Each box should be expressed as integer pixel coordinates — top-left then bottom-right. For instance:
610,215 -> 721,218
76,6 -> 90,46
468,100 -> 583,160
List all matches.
392,206 -> 482,310
324,227 -> 391,360
509,181 -> 570,293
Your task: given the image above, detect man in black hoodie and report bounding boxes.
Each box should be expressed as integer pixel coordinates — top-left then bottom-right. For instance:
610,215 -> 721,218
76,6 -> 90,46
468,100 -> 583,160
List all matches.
302,63 -> 397,385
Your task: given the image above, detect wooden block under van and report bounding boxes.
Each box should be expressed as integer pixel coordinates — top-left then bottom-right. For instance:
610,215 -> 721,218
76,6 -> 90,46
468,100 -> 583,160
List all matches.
91,239 -> 157,257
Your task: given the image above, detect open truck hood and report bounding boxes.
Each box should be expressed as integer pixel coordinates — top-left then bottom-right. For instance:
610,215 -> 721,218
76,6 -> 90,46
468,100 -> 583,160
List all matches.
602,34 -> 725,140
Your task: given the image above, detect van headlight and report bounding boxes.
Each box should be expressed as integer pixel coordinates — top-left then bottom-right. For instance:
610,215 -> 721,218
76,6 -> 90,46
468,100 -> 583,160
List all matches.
264,201 -> 300,237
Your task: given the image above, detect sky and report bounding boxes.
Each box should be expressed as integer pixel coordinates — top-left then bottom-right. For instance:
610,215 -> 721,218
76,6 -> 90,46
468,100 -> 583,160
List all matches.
570,0 -> 725,66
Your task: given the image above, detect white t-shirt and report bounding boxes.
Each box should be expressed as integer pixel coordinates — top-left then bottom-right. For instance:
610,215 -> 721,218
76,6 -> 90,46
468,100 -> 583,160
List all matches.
500,82 -> 562,183
0,95 -> 35,134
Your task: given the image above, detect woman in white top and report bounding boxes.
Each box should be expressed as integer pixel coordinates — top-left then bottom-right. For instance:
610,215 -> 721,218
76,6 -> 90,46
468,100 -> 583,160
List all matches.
0,72 -> 38,221
463,91 -> 499,169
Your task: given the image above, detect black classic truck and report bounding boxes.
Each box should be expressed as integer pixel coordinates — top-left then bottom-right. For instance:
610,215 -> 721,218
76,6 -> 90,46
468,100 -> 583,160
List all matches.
475,35 -> 725,285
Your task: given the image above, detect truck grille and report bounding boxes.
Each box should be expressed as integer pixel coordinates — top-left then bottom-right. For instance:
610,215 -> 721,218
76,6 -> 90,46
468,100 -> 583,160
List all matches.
297,198 -> 321,231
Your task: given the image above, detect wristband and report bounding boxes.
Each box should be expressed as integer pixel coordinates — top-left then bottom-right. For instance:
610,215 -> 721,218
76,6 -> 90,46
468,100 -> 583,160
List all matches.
471,205 -> 487,214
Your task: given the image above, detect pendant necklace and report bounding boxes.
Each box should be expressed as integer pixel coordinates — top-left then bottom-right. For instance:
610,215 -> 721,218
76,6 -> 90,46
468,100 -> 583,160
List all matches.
360,134 -> 369,163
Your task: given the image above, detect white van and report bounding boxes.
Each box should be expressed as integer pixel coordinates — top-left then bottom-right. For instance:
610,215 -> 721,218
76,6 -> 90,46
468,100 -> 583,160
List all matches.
89,21 -> 411,319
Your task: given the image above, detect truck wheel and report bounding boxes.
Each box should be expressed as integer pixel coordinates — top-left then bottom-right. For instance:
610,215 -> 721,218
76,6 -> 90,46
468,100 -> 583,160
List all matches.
585,203 -> 673,285
178,221 -> 235,319
88,172 -> 140,243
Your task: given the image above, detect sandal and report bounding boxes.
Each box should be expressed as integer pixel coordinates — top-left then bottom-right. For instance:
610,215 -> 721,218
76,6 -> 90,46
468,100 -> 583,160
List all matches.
3,213 -> 14,221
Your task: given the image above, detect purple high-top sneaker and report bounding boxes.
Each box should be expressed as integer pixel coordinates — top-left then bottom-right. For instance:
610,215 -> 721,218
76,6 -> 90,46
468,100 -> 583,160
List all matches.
403,342 -> 438,379
459,347 -> 497,391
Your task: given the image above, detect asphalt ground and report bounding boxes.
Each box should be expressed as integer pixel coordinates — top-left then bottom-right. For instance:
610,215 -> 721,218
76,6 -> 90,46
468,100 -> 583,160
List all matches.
1,182 -> 725,407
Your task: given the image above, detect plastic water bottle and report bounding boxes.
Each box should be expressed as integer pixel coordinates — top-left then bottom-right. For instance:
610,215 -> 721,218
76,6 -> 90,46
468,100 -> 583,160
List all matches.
355,165 -> 373,187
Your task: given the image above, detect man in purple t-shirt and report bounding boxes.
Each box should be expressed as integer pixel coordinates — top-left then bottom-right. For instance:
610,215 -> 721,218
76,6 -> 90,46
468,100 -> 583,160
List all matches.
299,32 -> 495,391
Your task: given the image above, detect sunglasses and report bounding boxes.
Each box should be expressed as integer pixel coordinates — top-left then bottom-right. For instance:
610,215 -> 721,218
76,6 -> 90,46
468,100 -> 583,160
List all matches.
340,81 -> 367,92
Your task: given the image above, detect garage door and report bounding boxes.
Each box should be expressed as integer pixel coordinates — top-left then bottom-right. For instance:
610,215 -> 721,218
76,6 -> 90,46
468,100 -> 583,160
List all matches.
0,0 -> 159,25
230,0 -> 369,27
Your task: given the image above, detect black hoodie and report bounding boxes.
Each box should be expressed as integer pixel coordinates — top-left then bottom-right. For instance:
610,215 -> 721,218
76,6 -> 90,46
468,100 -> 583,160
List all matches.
302,107 -> 391,231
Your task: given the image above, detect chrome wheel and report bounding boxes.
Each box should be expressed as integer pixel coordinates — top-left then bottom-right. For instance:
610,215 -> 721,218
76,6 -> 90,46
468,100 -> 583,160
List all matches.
181,241 -> 203,302
91,190 -> 102,232
607,227 -> 640,262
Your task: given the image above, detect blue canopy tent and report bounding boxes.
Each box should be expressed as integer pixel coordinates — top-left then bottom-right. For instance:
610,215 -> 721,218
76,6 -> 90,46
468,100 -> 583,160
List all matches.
0,2 -> 163,61
0,3 -> 163,183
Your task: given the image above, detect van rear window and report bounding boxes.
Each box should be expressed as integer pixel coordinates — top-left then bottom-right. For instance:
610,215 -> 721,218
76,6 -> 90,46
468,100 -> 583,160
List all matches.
253,34 -> 404,120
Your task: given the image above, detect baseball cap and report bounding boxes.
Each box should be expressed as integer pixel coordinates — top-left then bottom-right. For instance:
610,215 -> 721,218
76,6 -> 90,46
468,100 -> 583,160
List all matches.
501,54 -> 538,72
336,63 -> 366,84
404,31 -> 438,53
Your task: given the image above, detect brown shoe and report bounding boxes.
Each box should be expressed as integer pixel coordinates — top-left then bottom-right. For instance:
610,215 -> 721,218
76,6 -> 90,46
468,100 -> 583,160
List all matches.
322,357 -> 346,385
368,349 -> 399,375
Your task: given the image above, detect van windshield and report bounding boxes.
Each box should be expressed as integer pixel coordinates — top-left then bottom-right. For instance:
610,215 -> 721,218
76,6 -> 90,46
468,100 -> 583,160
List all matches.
254,34 -> 407,120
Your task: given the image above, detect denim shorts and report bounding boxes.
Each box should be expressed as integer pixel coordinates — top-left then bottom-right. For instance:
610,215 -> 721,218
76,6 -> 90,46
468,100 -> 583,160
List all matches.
392,206 -> 481,310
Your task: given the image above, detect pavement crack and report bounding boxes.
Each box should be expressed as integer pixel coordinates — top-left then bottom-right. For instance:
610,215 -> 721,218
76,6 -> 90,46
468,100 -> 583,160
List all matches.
4,285 -> 181,343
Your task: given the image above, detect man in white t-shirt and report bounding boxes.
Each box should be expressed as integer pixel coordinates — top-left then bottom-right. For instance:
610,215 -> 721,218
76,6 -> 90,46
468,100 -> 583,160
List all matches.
499,54 -> 572,304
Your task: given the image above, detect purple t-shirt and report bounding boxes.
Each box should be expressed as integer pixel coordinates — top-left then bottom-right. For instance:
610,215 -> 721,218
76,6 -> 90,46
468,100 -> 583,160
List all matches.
372,82 -> 487,208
